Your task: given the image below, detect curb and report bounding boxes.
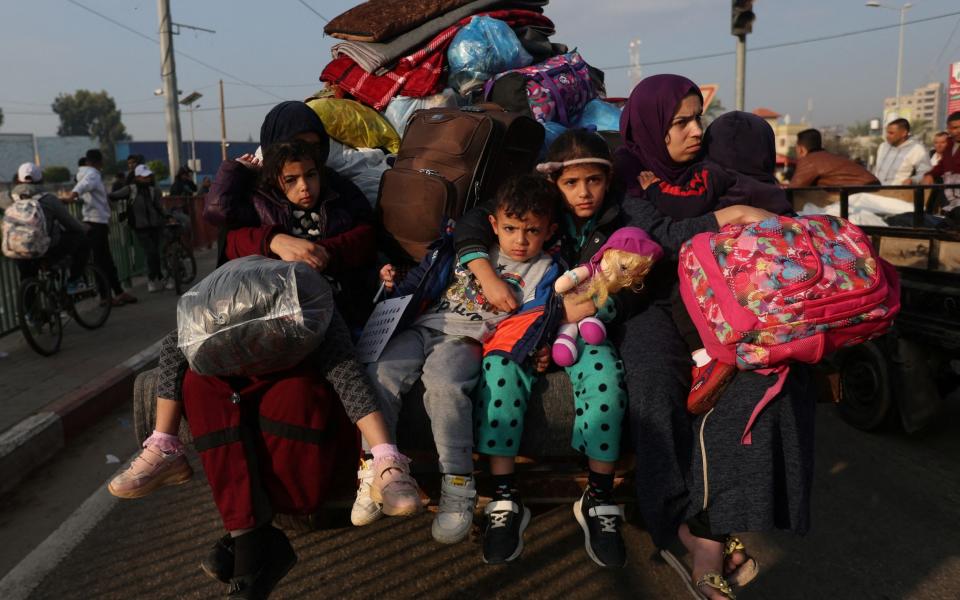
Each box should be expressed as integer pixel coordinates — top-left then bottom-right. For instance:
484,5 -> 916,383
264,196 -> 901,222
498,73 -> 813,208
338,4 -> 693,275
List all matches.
0,338 -> 163,498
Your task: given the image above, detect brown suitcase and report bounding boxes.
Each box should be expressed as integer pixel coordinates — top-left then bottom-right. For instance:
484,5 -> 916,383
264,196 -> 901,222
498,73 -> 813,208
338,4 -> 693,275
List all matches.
377,104 -> 544,264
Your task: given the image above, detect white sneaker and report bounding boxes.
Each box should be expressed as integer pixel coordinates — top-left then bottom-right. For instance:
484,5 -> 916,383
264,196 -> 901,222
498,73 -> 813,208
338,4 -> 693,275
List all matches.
432,474 -> 477,544
147,280 -> 161,293
164,278 -> 175,291
351,458 -> 383,526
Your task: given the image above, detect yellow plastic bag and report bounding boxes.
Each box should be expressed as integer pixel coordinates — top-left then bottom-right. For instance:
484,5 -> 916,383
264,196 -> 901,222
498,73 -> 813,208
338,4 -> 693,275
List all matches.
306,98 -> 400,154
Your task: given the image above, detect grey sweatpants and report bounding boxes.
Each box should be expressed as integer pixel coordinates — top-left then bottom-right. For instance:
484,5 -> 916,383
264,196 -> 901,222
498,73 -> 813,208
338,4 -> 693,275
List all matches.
366,325 -> 481,474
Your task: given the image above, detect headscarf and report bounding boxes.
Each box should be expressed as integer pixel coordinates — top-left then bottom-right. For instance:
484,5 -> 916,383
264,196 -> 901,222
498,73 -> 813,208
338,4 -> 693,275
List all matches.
259,101 -> 330,164
705,111 -> 792,215
616,74 -> 703,195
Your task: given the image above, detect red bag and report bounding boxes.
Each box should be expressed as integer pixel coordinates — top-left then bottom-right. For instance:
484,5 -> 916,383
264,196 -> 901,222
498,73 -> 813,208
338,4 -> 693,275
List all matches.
182,365 -> 359,530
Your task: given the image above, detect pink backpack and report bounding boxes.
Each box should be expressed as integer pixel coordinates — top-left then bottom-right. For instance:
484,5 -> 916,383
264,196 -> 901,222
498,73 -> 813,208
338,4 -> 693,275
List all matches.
678,215 -> 900,443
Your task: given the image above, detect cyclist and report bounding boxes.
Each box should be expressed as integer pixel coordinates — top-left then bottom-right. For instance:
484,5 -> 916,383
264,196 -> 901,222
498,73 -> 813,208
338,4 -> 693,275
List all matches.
5,162 -> 90,293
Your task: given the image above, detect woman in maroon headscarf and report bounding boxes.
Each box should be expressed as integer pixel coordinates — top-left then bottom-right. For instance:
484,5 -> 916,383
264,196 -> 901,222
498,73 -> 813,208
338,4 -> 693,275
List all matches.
615,75 -> 815,600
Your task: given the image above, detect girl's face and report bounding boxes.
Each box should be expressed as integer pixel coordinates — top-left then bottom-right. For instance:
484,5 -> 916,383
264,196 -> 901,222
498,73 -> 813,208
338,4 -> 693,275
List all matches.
555,164 -> 610,221
665,94 -> 704,164
279,158 -> 321,209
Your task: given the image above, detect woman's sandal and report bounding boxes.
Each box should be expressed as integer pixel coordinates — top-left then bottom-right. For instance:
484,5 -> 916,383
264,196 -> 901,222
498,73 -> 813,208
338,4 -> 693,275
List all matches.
723,536 -> 759,588
696,572 -> 736,599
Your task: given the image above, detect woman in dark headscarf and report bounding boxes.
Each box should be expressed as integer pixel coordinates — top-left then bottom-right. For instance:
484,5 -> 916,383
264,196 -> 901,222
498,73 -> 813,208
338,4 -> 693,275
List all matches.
614,78 -> 814,600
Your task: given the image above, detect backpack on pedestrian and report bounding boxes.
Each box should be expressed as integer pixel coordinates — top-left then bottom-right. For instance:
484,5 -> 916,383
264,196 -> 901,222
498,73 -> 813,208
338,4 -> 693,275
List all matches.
678,214 -> 901,443
376,104 -> 543,265
2,193 -> 51,259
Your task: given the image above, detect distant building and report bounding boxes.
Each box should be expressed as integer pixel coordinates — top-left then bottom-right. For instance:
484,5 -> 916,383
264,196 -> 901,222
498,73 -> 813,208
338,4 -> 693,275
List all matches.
883,82 -> 945,128
752,107 -> 808,158
115,140 -> 259,183
0,134 -> 98,182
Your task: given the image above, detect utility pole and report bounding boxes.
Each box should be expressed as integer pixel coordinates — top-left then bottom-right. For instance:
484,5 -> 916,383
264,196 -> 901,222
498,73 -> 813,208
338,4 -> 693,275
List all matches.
628,39 -> 642,88
157,0 -> 183,176
219,79 -> 228,160
731,1 -> 755,111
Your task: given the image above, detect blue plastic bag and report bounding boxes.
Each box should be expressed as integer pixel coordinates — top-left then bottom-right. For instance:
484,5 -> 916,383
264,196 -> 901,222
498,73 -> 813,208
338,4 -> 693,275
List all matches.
540,121 -> 568,160
574,99 -> 623,132
447,16 -> 533,78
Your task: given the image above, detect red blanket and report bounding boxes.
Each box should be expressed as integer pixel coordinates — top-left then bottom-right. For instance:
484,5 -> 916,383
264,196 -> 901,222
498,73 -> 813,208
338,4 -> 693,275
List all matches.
320,10 -> 553,111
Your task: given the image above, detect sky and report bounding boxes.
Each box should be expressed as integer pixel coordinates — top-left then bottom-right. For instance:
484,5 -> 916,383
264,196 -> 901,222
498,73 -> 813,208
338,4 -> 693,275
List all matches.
1,0 -> 959,143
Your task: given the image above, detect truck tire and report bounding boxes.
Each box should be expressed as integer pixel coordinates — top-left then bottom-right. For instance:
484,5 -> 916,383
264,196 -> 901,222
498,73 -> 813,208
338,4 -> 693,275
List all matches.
837,340 -> 894,431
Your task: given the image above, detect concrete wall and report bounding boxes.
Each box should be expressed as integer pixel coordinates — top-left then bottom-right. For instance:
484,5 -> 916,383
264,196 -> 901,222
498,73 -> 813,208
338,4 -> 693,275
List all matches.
0,134 -> 98,183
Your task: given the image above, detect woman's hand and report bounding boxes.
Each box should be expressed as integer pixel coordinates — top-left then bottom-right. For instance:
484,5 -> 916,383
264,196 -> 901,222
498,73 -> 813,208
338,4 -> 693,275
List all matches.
562,294 -> 596,324
533,345 -> 551,373
379,264 -> 396,291
236,153 -> 262,170
714,205 -> 778,227
268,233 -> 330,271
637,171 -> 661,190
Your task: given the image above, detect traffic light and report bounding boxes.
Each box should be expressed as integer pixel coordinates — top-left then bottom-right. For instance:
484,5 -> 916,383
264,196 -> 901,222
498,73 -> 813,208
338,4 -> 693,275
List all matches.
732,0 -> 755,36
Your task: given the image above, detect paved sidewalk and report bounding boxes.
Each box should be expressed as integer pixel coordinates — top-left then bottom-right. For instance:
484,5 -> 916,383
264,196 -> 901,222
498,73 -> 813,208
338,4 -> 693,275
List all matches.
0,249 -> 217,496
0,248 -> 217,435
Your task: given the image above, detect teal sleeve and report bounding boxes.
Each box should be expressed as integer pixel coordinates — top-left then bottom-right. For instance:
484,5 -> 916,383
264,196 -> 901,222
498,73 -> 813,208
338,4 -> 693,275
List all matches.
459,251 -> 489,269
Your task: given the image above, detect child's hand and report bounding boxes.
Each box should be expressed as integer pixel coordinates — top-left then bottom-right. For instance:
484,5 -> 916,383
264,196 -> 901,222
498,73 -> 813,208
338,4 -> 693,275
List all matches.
379,264 -> 396,291
533,346 -> 550,373
481,277 -> 519,313
268,234 -> 329,271
236,153 -> 262,170
638,171 -> 661,190
562,294 -> 596,324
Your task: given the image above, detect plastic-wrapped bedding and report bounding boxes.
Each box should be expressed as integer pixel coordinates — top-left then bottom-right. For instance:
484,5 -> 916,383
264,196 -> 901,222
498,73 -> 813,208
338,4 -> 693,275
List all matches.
383,89 -> 459,136
447,16 -> 532,80
177,256 -> 334,376
574,98 -> 622,132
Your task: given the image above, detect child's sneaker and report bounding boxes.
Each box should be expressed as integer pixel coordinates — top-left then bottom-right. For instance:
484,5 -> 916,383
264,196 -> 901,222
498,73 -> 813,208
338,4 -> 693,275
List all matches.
481,498 -> 530,564
369,454 -> 421,516
573,490 -> 626,567
351,458 -> 384,526
688,358 -> 737,415
107,445 -> 193,499
432,474 -> 477,544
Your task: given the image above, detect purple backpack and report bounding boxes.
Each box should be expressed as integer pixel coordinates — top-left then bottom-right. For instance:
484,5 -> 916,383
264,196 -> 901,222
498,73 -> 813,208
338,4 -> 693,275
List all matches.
483,51 -> 596,126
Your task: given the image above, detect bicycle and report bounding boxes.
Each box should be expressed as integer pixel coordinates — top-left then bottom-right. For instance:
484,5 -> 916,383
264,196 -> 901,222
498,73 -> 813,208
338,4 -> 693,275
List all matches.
161,217 -> 197,295
18,258 -> 112,356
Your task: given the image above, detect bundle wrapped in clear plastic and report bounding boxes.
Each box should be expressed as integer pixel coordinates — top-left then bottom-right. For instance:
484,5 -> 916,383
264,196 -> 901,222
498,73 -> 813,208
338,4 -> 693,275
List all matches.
447,16 -> 532,81
383,89 -> 458,136
574,99 -> 622,132
177,256 -> 334,376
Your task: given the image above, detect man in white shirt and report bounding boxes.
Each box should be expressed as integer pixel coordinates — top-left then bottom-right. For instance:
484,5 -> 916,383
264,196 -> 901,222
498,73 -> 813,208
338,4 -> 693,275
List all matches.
873,118 -> 931,185
70,149 -> 137,305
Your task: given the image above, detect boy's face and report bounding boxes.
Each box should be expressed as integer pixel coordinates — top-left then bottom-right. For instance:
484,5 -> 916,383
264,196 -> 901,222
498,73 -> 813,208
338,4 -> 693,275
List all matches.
488,208 -> 556,262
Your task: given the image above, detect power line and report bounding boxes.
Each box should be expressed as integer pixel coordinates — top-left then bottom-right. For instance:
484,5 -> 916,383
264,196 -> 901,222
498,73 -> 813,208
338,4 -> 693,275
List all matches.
65,0 -> 286,102
295,0 -> 330,23
598,9 -> 960,70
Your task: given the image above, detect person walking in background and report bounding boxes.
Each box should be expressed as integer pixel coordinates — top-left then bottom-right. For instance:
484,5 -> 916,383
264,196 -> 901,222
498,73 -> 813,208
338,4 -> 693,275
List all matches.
873,118 -> 931,185
112,164 -> 169,292
789,128 -> 879,187
70,149 -> 137,305
169,166 -> 198,196
922,111 -> 960,216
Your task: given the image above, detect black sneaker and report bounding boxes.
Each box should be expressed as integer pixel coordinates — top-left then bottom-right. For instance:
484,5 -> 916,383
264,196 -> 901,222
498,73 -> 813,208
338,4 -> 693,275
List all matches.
200,534 -> 234,583
227,526 -> 297,599
573,490 -> 626,567
482,499 -> 531,564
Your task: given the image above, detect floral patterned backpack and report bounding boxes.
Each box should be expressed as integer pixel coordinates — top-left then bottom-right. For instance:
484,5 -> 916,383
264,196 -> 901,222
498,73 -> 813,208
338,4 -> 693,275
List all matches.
483,51 -> 596,126
678,215 -> 900,443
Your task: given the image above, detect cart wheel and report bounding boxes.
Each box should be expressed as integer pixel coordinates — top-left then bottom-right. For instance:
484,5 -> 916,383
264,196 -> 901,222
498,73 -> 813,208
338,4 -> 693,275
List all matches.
837,340 -> 893,431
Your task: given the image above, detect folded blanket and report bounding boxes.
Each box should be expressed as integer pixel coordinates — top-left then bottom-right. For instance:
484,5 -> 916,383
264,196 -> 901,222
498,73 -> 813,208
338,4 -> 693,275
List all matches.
325,0 -> 547,43
321,10 -> 553,111
331,0 -> 502,73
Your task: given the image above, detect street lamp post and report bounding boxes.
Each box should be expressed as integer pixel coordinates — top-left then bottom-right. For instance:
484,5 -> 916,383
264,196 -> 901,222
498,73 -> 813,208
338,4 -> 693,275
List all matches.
866,1 -> 912,119
180,91 -> 203,181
